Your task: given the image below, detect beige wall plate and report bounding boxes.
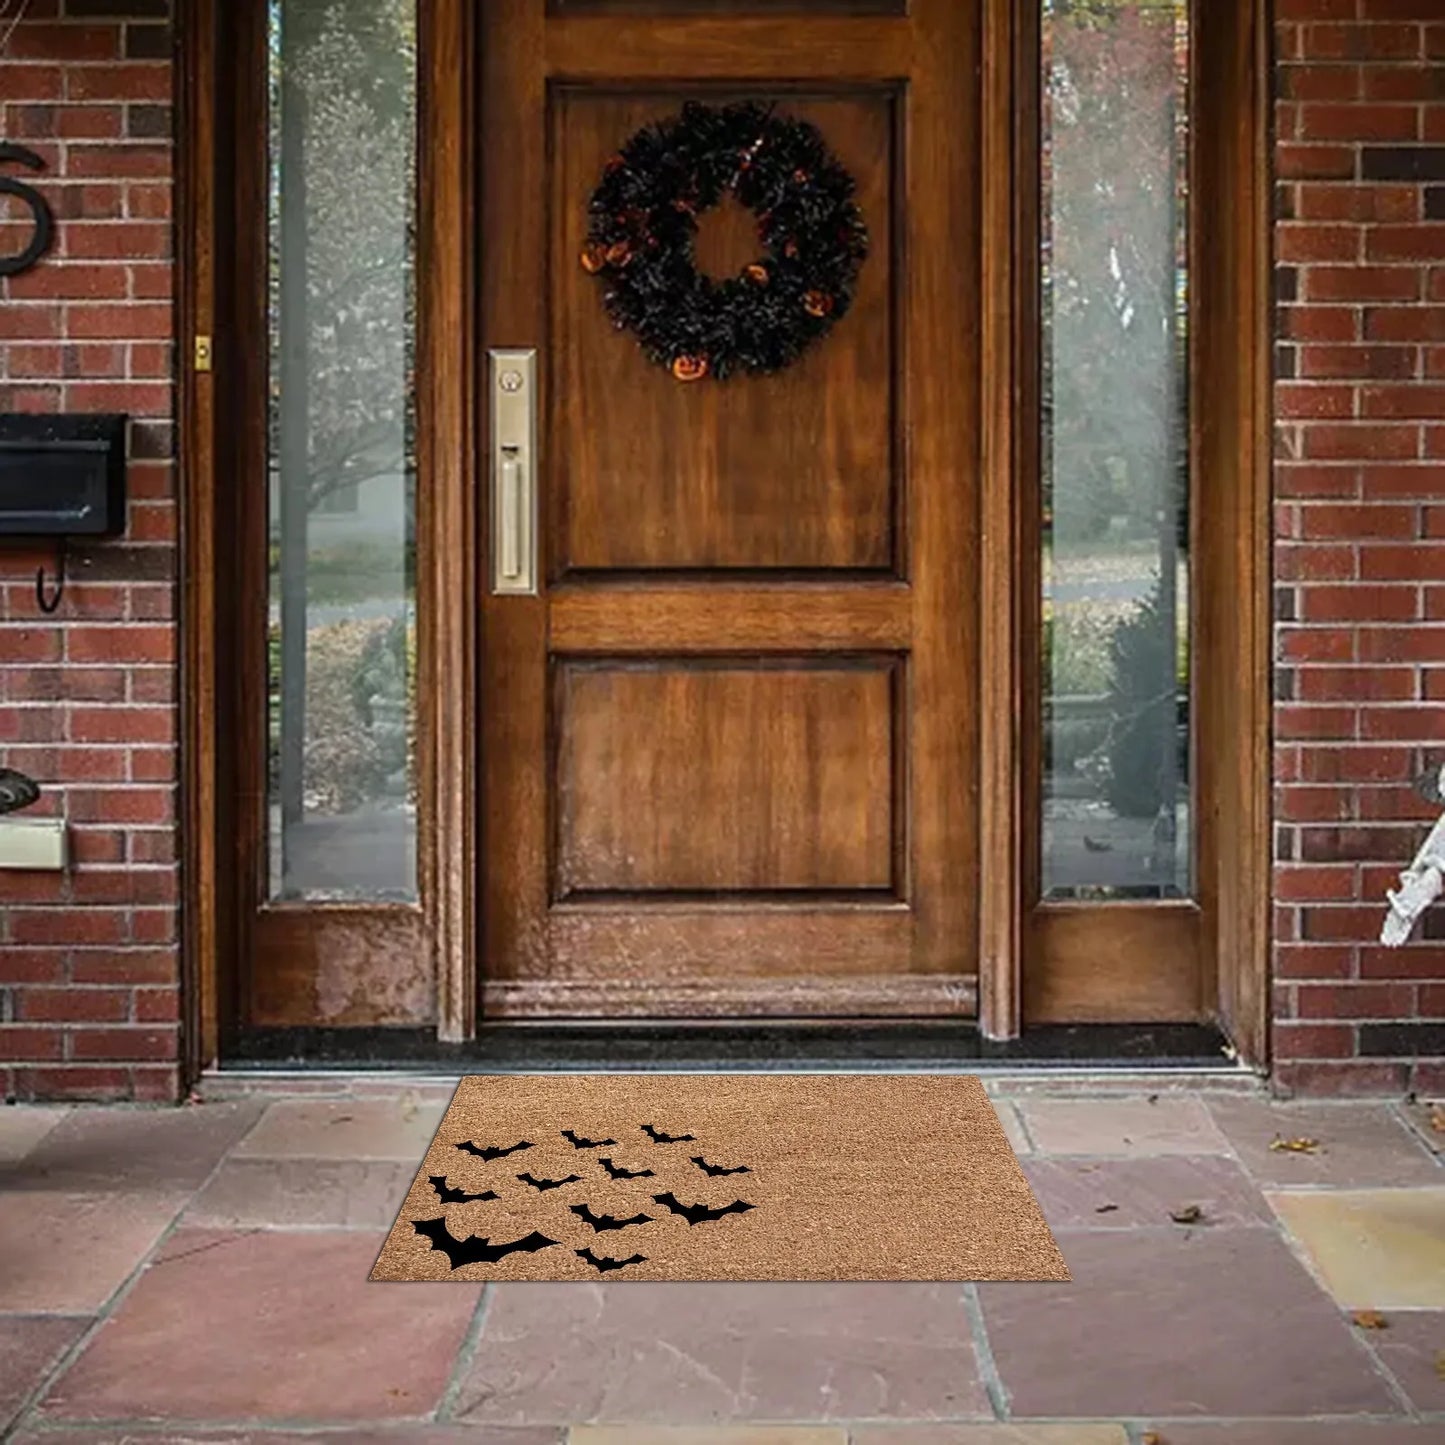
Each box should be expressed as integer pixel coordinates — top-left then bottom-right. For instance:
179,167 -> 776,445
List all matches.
0,818 -> 67,871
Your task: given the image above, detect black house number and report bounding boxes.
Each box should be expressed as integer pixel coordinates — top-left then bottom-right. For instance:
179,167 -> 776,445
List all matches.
0,142 -> 56,279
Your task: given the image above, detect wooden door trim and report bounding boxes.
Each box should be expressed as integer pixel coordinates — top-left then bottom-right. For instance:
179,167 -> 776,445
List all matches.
177,0 -> 224,1077
419,0 -> 480,1042
977,0 -> 1031,1043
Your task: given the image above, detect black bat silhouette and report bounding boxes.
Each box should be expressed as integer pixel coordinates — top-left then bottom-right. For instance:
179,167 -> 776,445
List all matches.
413,1217 -> 557,1268
561,1128 -> 617,1149
455,1139 -> 532,1161
517,1171 -> 582,1191
652,1191 -> 755,1226
691,1155 -> 752,1177
641,1124 -> 696,1144
599,1156 -> 655,1180
576,1247 -> 647,1274
569,1202 -> 653,1232
429,1175 -> 501,1204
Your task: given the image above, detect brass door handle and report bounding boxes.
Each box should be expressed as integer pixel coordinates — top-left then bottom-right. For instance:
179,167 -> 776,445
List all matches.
490,349 -> 537,595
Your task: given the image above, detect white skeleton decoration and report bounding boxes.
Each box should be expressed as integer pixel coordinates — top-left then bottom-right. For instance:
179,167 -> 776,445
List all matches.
1380,764 -> 1445,946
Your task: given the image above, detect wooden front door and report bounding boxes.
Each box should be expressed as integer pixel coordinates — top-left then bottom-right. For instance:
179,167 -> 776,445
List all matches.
475,1 -> 980,1021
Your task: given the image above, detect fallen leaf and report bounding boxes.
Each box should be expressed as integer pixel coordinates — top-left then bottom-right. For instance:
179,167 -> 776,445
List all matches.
1169,1204 -> 1204,1225
1429,1104 -> 1445,1134
1269,1136 -> 1320,1154
1094,1203 -> 1120,1214
1351,1310 -> 1388,1330
1141,1432 -> 1163,1445
1435,1350 -> 1445,1380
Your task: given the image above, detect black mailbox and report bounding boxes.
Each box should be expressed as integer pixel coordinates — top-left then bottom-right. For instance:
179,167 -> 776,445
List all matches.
0,413 -> 128,537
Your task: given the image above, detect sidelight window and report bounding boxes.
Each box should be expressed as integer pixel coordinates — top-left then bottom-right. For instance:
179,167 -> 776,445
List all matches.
265,0 -> 419,902
1038,0 -> 1191,902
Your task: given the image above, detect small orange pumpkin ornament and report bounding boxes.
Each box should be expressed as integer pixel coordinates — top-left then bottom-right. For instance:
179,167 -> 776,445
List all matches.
803,289 -> 834,318
580,243 -> 607,274
745,263 -> 770,286
605,240 -> 632,267
671,354 -> 709,382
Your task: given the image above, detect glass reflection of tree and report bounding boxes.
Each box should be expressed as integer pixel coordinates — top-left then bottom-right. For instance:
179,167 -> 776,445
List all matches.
268,0 -> 416,863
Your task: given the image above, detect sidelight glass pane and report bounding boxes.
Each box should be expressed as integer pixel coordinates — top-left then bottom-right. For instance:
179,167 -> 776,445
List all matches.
1040,0 -> 1190,901
266,0 -> 418,901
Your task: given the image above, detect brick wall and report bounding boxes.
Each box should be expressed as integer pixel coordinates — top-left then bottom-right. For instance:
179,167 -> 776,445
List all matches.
1,0 -> 1444,1102
1274,0 -> 1445,1096
0,0 -> 178,1103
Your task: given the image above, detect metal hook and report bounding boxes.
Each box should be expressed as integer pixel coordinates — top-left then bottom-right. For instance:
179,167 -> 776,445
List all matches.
36,536 -> 64,614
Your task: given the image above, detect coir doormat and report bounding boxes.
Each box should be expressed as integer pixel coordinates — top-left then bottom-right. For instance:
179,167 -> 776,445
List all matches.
371,1073 -> 1068,1282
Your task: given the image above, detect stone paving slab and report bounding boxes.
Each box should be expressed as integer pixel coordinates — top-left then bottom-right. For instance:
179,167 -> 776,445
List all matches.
570,1429 -> 847,1444
0,1315 -> 89,1436
10,1431 -> 562,1444
0,1105 -> 71,1162
0,1191 -> 183,1312
34,1229 -> 481,1423
1208,1098 -> 1444,1188
1267,1187 -> 1445,1310
1014,1097 -> 1231,1157
451,1283 -> 989,1426
978,1227 -> 1399,1418
6,1101 -> 266,1195
1021,1155 -> 1273,1230
1362,1309 -> 1445,1412
232,1098 -> 448,1160
848,1428 -> 1129,1444
184,1157 -> 420,1229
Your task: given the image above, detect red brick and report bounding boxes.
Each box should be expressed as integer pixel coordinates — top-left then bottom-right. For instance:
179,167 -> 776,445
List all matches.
1277,783 -> 1356,820
1300,422 -> 1421,459
1298,182 -> 1419,222
68,1027 -> 176,1062
1302,23 -> 1423,61
1275,942 -> 1357,979
1277,864 -> 1360,902
1278,382 -> 1357,418
1367,305 -> 1445,340
1300,583 -> 1419,621
1360,381 -> 1445,416
69,707 -> 173,744
1282,305 -> 1361,342
1278,143 -> 1358,179
14,986 -> 128,1023
1279,223 -> 1362,263
1361,543 -> 1445,578
14,1066 -> 132,1102
1297,981 -> 1417,1017
1299,503 -> 1419,537
1301,265 -> 1423,302
68,949 -> 175,986
1298,343 -> 1418,378
1298,103 -> 1420,142
1274,1022 -> 1358,1059
66,66 -> 170,103
1274,1060 -> 1411,1096
1297,664 -> 1416,699
0,1027 -> 64,1062
1360,704 -> 1445,738
1359,461 -> 1443,494
1278,543 -> 1359,580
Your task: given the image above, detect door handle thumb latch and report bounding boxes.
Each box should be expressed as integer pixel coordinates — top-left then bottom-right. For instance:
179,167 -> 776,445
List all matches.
490,349 -> 537,595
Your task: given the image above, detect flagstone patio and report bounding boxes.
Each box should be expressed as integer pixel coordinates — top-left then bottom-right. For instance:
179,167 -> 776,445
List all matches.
0,1078 -> 1441,1443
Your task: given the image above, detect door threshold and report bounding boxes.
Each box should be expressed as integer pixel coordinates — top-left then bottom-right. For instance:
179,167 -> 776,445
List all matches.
218,1021 -> 1242,1074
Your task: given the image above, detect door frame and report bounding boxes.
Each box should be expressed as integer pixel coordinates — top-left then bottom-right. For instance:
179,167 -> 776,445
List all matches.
176,0 -> 1270,1077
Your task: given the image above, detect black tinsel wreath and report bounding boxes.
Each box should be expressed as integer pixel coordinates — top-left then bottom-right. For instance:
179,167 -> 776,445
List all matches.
580,100 -> 869,382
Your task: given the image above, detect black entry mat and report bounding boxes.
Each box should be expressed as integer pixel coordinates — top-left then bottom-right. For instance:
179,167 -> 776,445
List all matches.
224,1021 -> 1234,1071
